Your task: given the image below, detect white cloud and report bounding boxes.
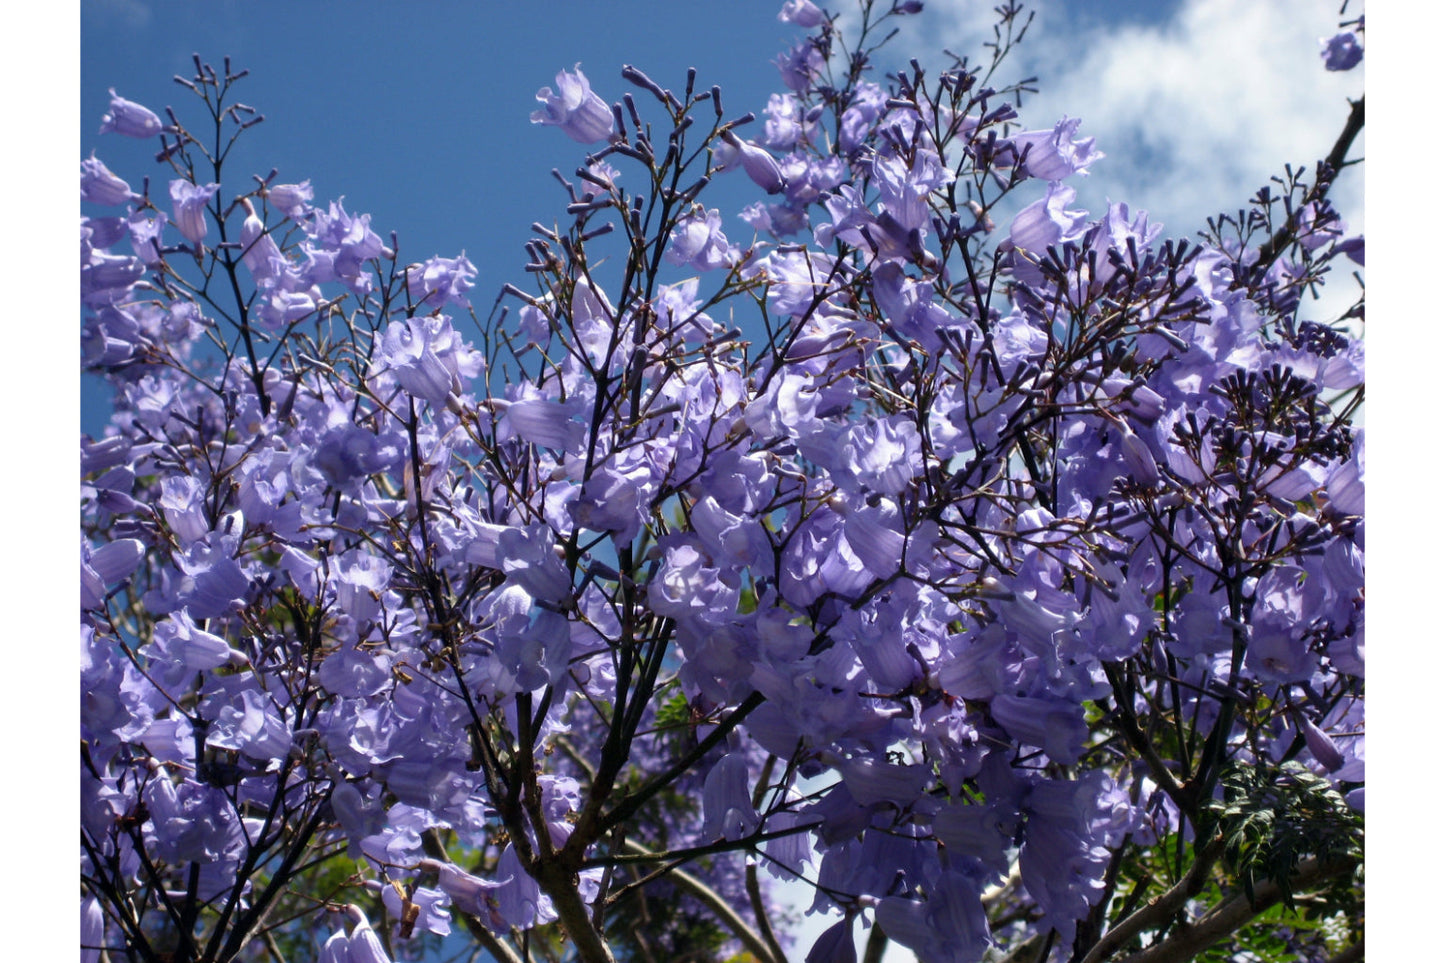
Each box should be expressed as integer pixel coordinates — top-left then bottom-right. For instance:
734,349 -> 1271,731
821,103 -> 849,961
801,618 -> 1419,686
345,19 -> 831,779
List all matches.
887,0 -> 1365,317
1022,0 -> 1362,236
83,0 -> 152,30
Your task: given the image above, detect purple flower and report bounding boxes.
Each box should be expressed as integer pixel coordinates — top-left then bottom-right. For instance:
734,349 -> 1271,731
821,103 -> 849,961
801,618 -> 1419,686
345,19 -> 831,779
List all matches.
143,776 -> 242,863
174,536 -> 252,619
127,209 -> 166,265
840,416 -> 921,494
239,200 -> 284,278
1019,780 -> 1115,945
333,550 -> 393,622
203,685 -> 292,762
839,83 -> 887,153
872,146 -> 953,236
775,40 -> 825,92
81,155 -> 134,206
990,693 -> 1088,764
495,607 -> 573,692
778,0 -> 826,28
82,895 -> 103,963
99,88 -> 164,138
763,93 -> 807,150
381,879 -> 447,931
1009,182 -> 1090,254
702,752 -> 760,841
1321,32 -> 1363,71
406,253 -> 477,311
647,536 -> 737,620
81,537 -> 145,610
1244,566 -> 1320,684
255,288 -> 319,330
498,524 -> 572,604
494,845 -> 556,929
531,66 -> 614,144
376,315 -> 483,409
169,180 -> 219,245
347,920 -> 394,963
422,859 -> 510,931
805,919 -> 856,963
1004,182 -> 1091,285
876,870 -> 990,963
81,249 -> 144,308
1297,714 -> 1345,772
668,208 -> 739,271
1003,116 -> 1104,182
718,132 -> 786,194
572,447 -> 656,542
500,396 -> 585,451
142,609 -> 237,689
308,200 -> 389,288
841,498 -> 905,578
835,755 -> 928,808
267,180 -> 314,218
321,914 -> 394,963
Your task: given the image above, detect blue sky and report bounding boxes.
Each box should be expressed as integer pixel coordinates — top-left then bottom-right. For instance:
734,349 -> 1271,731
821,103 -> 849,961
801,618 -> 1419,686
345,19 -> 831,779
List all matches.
79,0 -> 1185,280
67,1 -> 1399,959
78,0 -> 1364,441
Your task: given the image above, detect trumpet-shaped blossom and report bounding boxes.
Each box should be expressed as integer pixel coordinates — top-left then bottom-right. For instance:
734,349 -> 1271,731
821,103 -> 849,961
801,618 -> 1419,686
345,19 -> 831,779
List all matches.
81,537 -> 144,610
308,200 -> 390,290
1002,116 -> 1104,181
375,314 -> 483,409
666,207 -> 737,270
169,179 -> 219,244
805,918 -> 858,963
702,752 -> 761,840
239,201 -> 283,278
99,88 -> 163,138
406,253 -> 477,311
1005,182 -> 1091,284
718,132 -> 787,194
876,871 -> 990,963
141,609 -> 238,689
81,155 -> 134,206
267,180 -> 314,218
531,66 -> 614,144
763,93 -> 808,150
775,39 -> 825,91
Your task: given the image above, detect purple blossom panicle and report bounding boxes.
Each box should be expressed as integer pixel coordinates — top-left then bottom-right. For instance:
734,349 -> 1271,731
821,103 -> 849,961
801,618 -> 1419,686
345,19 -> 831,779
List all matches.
81,12 -> 1363,963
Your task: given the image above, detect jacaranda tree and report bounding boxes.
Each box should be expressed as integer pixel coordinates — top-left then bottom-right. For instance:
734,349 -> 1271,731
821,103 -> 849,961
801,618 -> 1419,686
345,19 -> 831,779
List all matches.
81,2 -> 1364,961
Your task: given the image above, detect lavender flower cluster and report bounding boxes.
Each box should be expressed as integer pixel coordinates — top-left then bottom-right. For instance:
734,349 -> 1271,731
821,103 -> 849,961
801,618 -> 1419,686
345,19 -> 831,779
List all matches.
82,5 -> 1363,962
